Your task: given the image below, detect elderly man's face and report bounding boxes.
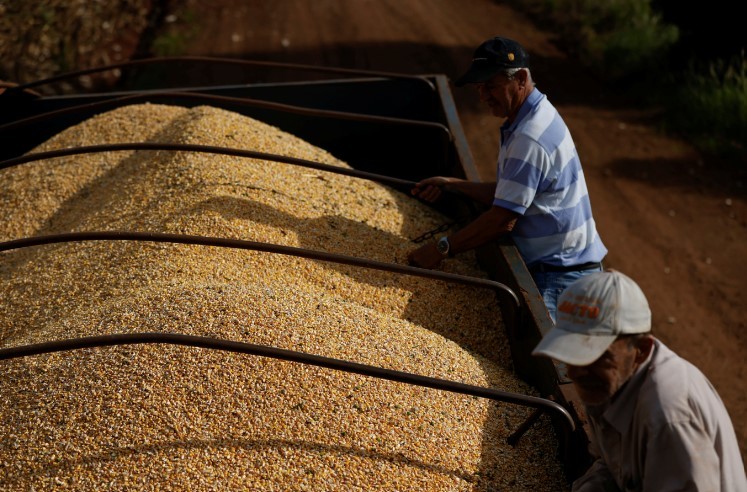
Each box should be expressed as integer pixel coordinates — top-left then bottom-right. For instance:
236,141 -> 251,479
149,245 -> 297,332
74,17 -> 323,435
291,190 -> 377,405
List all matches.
476,71 -> 525,121
566,336 -> 652,406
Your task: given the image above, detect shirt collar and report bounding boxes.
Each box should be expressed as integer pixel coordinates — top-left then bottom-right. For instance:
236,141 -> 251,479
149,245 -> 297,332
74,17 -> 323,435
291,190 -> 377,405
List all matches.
500,87 -> 543,134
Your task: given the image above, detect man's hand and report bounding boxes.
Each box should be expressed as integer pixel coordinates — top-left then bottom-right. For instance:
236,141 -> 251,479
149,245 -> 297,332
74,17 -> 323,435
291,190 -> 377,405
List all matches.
410,176 -> 456,203
407,242 -> 444,269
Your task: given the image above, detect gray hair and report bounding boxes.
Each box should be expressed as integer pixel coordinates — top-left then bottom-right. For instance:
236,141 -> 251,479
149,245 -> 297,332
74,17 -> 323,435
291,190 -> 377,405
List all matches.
505,67 -> 532,82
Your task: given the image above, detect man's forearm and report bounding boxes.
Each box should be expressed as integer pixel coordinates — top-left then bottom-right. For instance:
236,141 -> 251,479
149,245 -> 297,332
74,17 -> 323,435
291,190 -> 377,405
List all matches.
445,180 -> 497,207
447,206 -> 517,254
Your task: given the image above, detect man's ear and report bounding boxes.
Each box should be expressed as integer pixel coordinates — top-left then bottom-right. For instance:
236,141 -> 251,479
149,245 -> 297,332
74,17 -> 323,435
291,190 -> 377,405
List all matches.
635,335 -> 655,363
516,68 -> 529,87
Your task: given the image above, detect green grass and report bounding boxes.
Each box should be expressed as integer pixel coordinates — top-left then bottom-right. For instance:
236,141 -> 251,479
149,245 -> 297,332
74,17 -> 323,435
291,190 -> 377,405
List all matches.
662,53 -> 746,160
151,8 -> 199,57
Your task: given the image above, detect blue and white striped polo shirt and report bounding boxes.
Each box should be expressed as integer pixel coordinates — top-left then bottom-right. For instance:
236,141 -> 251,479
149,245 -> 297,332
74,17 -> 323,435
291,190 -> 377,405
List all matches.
493,88 -> 607,267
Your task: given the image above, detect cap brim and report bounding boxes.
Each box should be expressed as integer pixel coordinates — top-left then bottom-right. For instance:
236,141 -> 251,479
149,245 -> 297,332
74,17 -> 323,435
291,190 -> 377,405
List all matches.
454,66 -> 502,87
531,328 -> 617,366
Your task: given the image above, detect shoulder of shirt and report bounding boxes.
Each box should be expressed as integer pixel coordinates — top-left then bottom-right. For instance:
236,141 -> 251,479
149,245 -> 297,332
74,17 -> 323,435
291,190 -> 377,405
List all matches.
513,90 -> 554,129
637,340 -> 714,425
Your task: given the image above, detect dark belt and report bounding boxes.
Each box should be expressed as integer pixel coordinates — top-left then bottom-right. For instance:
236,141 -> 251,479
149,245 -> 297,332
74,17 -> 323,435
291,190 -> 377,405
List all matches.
528,261 -> 603,274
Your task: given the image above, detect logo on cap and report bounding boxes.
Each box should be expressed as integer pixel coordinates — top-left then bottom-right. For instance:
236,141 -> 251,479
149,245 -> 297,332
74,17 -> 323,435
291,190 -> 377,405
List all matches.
507,53 -> 515,61
558,300 -> 601,319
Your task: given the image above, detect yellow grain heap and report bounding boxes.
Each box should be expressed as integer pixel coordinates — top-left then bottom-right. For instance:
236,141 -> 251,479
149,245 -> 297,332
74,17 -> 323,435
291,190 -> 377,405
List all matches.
0,104 -> 568,491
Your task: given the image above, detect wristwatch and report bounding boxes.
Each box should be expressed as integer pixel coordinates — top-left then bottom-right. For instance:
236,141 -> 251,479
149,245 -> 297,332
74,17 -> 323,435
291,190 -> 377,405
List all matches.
436,236 -> 451,257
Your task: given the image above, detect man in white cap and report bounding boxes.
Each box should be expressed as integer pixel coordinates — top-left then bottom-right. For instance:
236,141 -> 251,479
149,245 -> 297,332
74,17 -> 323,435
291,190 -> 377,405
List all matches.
407,36 -> 607,321
533,270 -> 746,491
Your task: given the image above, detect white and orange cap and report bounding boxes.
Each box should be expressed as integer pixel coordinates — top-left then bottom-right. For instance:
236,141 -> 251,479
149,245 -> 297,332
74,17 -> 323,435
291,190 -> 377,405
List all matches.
532,271 -> 652,366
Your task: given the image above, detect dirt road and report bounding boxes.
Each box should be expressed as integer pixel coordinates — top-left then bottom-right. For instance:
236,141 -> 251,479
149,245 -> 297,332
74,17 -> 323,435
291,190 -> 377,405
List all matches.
151,0 -> 746,458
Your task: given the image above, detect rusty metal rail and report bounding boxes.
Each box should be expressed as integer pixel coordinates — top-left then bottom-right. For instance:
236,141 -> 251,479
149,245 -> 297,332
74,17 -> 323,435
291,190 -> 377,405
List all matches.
0,332 -> 574,443
0,90 -> 452,141
0,143 -> 419,190
5,56 -> 437,93
0,231 -> 521,312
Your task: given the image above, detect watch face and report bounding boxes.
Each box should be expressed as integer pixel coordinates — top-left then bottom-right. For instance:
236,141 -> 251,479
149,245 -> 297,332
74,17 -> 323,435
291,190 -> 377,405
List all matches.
437,237 -> 449,255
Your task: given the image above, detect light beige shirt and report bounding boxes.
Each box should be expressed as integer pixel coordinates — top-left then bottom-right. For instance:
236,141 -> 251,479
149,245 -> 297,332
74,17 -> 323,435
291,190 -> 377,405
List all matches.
572,339 -> 746,492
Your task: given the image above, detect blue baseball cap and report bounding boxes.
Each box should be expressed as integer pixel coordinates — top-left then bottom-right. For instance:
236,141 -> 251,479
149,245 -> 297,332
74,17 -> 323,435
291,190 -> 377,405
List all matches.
455,36 -> 530,87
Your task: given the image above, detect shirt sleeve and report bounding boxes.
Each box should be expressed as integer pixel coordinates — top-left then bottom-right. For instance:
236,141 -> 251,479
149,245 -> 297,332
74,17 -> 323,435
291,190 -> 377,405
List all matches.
493,134 -> 550,214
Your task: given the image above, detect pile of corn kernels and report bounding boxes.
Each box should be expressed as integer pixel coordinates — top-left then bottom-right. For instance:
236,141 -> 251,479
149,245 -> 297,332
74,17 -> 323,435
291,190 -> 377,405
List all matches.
0,104 -> 568,491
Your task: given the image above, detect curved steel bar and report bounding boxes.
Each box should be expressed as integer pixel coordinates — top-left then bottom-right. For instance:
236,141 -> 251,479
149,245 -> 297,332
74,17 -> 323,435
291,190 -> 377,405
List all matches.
0,231 -> 521,310
0,81 -> 41,96
8,56 -> 436,92
0,143 -> 418,190
0,332 -> 574,432
0,90 -> 452,141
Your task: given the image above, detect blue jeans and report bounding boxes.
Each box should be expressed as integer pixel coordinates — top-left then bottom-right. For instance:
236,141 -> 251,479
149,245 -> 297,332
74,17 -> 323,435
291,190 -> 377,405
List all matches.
532,266 -> 604,322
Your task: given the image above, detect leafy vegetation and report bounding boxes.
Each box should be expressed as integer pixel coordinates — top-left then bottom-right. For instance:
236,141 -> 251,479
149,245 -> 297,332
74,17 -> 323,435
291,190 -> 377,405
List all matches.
151,8 -> 199,57
661,52 -> 746,159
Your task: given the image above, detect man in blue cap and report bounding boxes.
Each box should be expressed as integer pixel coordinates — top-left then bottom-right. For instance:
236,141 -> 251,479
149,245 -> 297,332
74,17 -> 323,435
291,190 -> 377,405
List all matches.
407,36 -> 607,321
